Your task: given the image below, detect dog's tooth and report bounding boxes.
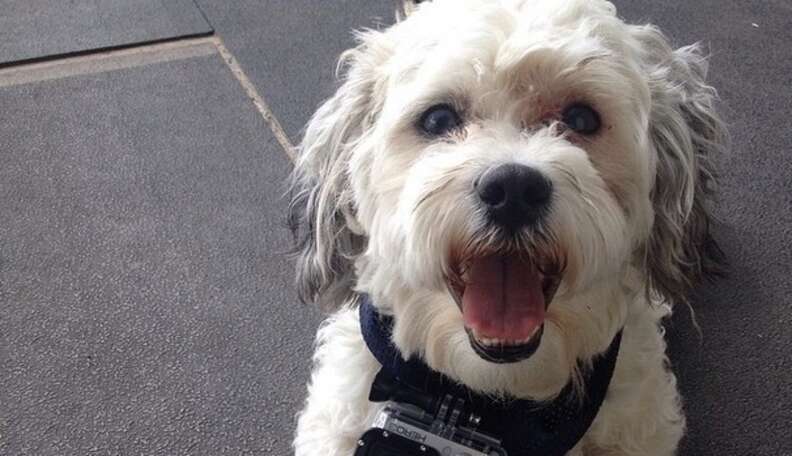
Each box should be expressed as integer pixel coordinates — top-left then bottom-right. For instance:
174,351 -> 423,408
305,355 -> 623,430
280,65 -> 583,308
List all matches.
476,334 -> 544,347
500,333 -> 536,346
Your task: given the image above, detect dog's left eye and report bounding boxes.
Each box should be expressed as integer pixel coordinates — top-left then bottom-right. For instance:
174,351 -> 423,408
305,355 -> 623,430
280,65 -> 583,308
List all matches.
419,104 -> 462,136
562,104 -> 601,135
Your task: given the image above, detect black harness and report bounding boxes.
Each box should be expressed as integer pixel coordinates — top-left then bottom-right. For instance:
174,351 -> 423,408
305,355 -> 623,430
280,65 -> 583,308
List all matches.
359,296 -> 622,455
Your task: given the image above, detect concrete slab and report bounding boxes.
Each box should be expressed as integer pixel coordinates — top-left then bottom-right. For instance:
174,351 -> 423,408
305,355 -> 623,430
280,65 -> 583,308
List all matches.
0,0 -> 212,66
195,0 -> 395,141
0,47 -> 317,455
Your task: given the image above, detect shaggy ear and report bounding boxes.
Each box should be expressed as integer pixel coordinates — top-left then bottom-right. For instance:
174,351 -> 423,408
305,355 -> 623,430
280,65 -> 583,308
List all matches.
288,34 -> 385,311
635,27 -> 728,305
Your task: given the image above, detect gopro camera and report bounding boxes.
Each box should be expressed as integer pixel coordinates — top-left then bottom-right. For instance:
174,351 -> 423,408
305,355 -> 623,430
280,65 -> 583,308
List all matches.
354,372 -> 507,456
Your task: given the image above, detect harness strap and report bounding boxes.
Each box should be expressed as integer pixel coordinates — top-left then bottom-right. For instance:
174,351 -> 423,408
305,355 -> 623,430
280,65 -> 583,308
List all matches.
359,296 -> 622,456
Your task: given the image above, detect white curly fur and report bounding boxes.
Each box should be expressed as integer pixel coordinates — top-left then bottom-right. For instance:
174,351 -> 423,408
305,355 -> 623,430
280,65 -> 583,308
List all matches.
289,1 -> 726,454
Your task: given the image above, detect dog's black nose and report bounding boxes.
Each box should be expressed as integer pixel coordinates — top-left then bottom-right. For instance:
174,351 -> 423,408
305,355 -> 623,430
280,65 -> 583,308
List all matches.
475,163 -> 552,230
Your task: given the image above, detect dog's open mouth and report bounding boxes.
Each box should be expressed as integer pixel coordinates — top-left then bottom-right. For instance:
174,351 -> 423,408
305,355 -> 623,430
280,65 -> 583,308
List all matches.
448,253 -> 562,364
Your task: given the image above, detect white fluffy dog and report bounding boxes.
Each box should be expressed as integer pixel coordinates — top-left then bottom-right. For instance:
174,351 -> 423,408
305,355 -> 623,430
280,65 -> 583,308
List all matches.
289,0 -> 726,454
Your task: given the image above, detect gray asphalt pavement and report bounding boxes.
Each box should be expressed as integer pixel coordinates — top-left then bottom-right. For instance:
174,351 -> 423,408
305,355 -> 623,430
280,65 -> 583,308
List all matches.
0,1 -> 789,455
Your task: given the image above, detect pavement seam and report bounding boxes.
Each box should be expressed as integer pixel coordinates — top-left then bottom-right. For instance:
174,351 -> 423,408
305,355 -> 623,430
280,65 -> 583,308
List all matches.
0,33 -> 296,161
0,30 -> 214,71
211,37 -> 296,161
0,37 -> 217,88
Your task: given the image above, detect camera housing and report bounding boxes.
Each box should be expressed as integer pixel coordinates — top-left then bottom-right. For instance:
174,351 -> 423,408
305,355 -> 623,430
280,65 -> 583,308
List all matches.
354,397 -> 507,456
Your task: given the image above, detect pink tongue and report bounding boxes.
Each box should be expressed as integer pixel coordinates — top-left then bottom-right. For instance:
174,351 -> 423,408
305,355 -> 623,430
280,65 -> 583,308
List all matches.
461,255 -> 545,341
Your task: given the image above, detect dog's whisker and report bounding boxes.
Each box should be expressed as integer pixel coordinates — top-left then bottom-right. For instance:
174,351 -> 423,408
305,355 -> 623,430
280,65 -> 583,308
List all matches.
413,177 -> 455,214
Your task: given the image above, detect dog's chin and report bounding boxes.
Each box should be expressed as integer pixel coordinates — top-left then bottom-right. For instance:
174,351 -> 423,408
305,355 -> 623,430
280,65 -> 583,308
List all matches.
447,250 -> 562,364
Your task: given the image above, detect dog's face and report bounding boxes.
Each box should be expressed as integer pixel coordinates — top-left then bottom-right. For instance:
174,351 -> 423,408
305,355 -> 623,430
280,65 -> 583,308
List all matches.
290,0 -> 725,394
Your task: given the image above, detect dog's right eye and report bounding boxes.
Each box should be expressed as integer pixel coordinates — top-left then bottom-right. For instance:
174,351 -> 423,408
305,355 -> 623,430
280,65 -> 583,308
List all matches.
418,104 -> 462,137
